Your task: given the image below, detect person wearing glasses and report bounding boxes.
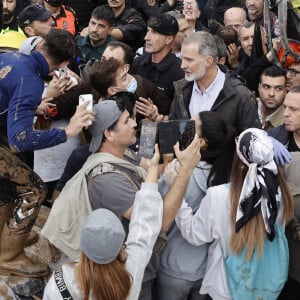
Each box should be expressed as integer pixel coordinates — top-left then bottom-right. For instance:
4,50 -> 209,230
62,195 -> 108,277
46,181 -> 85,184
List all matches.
286,64 -> 300,91
182,0 -> 209,36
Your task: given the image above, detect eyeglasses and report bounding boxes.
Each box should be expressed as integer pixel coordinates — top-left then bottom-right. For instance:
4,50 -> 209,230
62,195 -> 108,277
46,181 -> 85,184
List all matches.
183,1 -> 198,7
285,68 -> 300,77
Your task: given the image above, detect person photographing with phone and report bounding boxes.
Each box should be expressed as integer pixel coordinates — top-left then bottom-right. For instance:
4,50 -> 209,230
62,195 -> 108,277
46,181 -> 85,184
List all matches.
42,97 -> 204,299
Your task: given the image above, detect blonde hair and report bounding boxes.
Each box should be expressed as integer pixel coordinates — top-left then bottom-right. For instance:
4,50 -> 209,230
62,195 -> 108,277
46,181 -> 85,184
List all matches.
229,154 -> 294,261
76,248 -> 132,300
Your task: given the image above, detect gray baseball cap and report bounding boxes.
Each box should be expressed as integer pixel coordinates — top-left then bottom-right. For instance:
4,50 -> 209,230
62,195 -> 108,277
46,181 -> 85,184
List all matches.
80,208 -> 125,264
89,100 -> 123,153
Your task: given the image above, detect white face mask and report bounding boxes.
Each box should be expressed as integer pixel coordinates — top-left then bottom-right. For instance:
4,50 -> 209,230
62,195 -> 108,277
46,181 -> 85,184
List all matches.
126,77 -> 138,93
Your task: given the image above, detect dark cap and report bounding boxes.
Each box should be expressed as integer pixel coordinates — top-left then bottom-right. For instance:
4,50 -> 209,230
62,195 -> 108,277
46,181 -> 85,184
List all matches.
147,14 -> 179,36
18,4 -> 53,29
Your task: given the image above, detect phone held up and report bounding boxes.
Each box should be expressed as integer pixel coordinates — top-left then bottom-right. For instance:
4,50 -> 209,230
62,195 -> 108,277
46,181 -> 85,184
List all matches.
138,120 -> 196,158
79,94 -> 93,126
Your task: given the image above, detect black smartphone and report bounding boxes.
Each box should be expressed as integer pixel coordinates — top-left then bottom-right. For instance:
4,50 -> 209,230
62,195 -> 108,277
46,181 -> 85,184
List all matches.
138,121 -> 158,158
178,120 -> 195,151
158,120 -> 195,154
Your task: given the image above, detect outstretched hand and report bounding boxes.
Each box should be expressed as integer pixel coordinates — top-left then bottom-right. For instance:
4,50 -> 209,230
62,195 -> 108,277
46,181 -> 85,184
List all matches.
64,102 -> 94,139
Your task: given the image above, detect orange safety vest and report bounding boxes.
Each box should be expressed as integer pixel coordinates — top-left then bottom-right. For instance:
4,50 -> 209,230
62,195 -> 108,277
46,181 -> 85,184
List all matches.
53,5 -> 77,36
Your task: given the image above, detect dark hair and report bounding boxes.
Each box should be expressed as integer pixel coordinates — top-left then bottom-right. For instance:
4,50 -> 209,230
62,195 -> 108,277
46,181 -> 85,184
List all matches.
259,65 -> 286,82
199,111 -> 236,186
91,5 -> 114,26
41,28 -> 78,64
111,91 -> 137,118
216,26 -> 238,46
105,41 -> 134,65
89,57 -> 121,97
214,35 -> 228,59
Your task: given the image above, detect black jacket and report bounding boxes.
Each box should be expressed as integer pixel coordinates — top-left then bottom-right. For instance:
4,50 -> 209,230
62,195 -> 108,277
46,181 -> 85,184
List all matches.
130,51 -> 184,100
169,66 -> 261,134
112,7 -> 146,52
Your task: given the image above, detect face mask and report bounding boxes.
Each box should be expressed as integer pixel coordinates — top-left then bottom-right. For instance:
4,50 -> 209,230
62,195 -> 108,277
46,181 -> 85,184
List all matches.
46,0 -> 63,7
126,77 -> 137,93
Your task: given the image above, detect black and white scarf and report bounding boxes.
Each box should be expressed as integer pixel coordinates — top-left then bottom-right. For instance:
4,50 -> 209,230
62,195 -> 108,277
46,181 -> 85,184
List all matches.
235,128 -> 281,241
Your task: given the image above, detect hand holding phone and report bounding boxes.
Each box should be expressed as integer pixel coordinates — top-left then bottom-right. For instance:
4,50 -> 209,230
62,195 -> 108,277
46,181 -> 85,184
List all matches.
158,120 -> 196,154
79,94 -> 93,126
138,121 -> 158,158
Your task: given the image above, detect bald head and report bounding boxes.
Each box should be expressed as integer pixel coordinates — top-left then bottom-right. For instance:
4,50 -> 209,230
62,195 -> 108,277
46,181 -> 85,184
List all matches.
224,7 -> 246,32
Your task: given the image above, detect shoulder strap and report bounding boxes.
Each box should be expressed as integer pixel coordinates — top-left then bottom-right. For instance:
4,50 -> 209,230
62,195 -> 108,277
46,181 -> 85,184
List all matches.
54,270 -> 73,300
87,162 -> 139,191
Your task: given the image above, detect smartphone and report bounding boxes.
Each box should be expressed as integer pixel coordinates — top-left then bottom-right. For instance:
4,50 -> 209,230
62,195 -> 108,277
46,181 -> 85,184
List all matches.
158,120 -> 195,154
79,94 -> 93,126
177,120 -> 195,151
158,121 -> 178,154
55,66 -> 68,78
138,121 -> 158,158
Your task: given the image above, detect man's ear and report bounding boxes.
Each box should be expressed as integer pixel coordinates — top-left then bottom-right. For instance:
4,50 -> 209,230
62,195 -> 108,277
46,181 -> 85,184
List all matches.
166,35 -> 175,46
24,26 -> 35,37
107,87 -> 116,96
104,129 -> 115,142
205,55 -> 214,67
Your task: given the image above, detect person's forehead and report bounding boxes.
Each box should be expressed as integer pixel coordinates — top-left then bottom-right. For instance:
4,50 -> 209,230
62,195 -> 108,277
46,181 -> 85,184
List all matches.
117,109 -> 129,123
90,17 -> 110,26
182,42 -> 199,54
260,75 -> 286,84
5,0 -> 16,5
284,92 -> 300,104
5,0 -> 16,9
239,26 -> 254,37
186,0 -> 197,4
103,47 -> 124,60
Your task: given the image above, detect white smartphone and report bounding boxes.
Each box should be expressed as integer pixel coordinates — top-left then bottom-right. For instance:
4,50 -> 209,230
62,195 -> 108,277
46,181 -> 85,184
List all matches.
55,66 -> 68,78
79,94 -> 93,126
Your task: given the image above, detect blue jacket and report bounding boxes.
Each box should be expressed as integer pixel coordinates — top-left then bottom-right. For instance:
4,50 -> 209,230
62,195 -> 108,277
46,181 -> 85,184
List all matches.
0,51 -> 67,152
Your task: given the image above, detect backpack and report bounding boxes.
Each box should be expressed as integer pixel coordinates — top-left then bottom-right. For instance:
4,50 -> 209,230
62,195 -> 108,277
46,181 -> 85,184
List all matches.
224,222 -> 289,300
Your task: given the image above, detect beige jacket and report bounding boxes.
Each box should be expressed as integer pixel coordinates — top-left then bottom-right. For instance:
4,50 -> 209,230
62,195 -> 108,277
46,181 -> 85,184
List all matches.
41,152 -> 147,262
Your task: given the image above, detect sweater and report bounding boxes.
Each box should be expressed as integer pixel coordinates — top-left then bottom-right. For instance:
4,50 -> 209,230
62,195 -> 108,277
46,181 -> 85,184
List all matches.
0,51 -> 67,152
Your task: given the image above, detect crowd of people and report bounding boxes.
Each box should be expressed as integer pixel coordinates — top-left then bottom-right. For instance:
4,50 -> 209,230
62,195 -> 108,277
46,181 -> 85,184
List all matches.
0,0 -> 299,299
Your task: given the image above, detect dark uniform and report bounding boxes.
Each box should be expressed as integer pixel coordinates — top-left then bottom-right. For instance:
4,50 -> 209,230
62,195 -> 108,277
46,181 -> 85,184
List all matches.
130,51 -> 184,100
112,7 -> 146,52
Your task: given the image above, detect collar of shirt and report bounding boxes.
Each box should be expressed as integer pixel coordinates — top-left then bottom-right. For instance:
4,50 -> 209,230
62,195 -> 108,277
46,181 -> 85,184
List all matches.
258,100 -> 284,126
189,66 -> 225,115
193,66 -> 225,98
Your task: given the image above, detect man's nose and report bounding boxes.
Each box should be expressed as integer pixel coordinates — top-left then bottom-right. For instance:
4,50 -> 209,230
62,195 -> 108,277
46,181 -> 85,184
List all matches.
268,88 -> 275,96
